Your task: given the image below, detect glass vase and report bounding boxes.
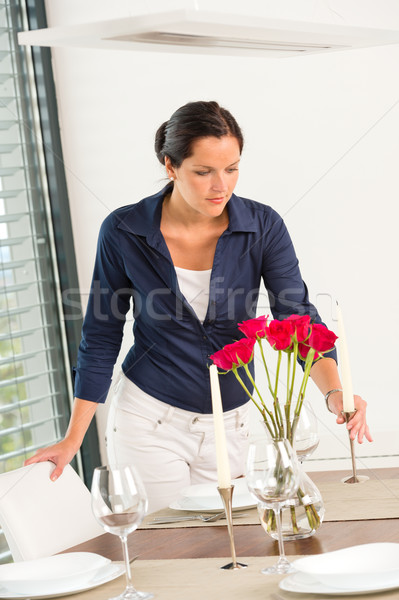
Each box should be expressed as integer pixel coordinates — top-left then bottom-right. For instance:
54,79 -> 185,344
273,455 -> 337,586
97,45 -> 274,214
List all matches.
260,402 -> 324,540
291,400 -> 320,462
258,466 -> 325,541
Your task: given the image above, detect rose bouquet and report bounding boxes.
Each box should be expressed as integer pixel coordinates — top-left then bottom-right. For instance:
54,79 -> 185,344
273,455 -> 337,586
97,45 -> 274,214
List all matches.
210,314 -> 337,537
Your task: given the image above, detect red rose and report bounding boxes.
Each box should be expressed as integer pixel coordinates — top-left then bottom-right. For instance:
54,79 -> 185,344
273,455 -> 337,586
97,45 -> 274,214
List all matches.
298,324 -> 337,361
308,323 -> 338,353
210,347 -> 236,371
286,314 -> 311,342
265,319 -> 295,351
238,315 -> 268,339
298,342 -> 319,361
210,338 -> 256,371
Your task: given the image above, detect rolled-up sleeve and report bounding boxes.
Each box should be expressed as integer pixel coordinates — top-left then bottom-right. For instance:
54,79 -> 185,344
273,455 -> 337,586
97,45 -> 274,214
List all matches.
74,215 -> 132,402
262,210 -> 337,364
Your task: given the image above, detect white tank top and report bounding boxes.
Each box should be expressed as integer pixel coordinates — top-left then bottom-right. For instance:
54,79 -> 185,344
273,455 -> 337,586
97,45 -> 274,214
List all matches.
174,266 -> 212,323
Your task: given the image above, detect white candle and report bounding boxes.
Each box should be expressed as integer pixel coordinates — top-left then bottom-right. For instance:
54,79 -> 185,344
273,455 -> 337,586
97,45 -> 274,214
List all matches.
210,364 -> 231,488
336,303 -> 355,412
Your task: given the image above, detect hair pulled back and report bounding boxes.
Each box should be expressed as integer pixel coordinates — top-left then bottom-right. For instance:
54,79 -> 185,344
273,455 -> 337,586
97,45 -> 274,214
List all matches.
154,100 -> 244,168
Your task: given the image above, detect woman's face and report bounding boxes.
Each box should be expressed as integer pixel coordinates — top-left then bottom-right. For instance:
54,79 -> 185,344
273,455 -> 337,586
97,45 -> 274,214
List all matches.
166,135 -> 241,219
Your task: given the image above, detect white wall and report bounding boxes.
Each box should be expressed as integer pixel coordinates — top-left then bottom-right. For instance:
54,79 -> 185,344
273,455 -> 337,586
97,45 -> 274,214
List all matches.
44,0 -> 399,471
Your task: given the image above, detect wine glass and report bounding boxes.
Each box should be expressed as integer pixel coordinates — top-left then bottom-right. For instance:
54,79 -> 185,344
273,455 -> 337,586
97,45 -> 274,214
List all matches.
246,438 -> 300,574
91,464 -> 154,600
292,401 -> 320,463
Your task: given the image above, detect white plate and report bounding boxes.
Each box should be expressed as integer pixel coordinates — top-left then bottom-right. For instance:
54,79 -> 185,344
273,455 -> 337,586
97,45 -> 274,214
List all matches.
0,559 -> 125,599
169,495 -> 255,512
292,543 -> 399,589
280,571 -> 399,596
181,478 -> 249,498
170,478 -> 256,512
0,553 -> 109,595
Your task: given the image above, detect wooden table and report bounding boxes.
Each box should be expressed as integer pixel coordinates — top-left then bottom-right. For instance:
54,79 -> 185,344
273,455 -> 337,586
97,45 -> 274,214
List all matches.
67,468 -> 399,561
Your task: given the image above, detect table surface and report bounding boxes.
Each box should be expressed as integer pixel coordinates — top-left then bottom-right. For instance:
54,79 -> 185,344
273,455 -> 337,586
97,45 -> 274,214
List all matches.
67,467 -> 399,562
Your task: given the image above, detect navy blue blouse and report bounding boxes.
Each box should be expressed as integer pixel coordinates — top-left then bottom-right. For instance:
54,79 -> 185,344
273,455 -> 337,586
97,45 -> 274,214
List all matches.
74,186 -> 336,412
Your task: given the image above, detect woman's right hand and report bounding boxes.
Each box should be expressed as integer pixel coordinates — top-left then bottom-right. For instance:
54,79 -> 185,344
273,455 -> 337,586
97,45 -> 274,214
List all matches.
24,437 -> 80,481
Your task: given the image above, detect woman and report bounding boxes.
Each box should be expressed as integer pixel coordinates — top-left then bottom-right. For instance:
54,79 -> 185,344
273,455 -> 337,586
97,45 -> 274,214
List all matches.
25,101 -> 372,511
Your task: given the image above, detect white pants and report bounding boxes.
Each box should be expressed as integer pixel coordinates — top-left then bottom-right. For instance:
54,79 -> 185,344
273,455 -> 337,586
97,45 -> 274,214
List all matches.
106,373 -> 250,513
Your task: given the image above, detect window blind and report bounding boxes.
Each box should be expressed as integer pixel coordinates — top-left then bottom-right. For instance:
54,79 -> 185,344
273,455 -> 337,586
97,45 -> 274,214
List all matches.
0,0 -> 72,563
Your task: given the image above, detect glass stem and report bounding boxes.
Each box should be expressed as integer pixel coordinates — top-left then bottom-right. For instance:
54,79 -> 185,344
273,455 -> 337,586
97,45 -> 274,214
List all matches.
274,506 -> 286,561
120,534 -> 135,591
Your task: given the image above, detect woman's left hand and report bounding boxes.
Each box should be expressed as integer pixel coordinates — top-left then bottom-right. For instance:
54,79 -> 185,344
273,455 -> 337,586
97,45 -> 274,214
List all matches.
330,393 -> 373,444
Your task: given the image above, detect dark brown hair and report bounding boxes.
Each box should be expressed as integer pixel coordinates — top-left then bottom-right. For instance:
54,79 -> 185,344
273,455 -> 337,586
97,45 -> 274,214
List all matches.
154,100 -> 244,167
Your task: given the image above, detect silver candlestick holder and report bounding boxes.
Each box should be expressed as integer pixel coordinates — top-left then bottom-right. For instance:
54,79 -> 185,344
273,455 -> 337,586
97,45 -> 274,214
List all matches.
217,485 -> 247,570
342,410 -> 369,484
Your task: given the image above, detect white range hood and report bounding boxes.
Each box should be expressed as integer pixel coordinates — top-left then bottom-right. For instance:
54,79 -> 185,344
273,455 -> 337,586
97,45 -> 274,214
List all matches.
18,9 -> 399,58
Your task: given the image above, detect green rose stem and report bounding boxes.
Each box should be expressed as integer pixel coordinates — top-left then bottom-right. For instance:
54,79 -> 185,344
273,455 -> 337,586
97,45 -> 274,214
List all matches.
296,348 -> 315,414
286,348 -> 321,536
285,351 -> 291,440
265,508 -> 276,532
264,497 -> 320,537
257,338 -> 273,395
285,348 -> 321,534
232,365 -> 278,438
285,341 -> 299,439
255,338 -> 279,435
243,363 -> 280,438
292,348 -> 316,439
297,486 -> 321,530
289,505 -> 299,534
286,351 -> 291,407
273,351 -> 285,437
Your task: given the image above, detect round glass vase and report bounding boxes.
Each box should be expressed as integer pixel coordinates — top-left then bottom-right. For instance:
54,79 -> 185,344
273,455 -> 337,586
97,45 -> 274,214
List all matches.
260,401 -> 325,540
291,400 -> 320,462
258,467 -> 325,541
